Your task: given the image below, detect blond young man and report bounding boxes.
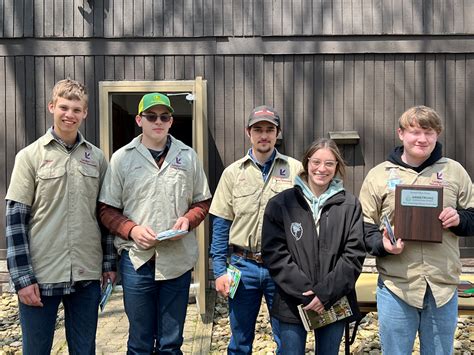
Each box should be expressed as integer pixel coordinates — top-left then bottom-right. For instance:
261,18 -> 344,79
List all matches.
360,106 -> 474,354
5,79 -> 116,354
99,93 -> 211,354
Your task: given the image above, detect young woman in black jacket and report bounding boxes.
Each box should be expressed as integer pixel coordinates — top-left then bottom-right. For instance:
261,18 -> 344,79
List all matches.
262,138 -> 366,355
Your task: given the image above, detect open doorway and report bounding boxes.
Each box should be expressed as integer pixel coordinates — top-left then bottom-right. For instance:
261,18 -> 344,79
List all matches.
111,93 -> 193,153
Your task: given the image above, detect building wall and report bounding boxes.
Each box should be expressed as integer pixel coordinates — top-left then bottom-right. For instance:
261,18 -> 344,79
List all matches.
3,0 -> 474,38
1,1 -> 474,290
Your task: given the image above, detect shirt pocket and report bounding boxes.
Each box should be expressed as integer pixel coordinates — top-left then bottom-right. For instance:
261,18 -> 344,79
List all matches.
232,185 -> 259,216
165,167 -> 192,215
442,181 -> 459,209
37,166 -> 67,201
270,179 -> 293,194
78,165 -> 100,199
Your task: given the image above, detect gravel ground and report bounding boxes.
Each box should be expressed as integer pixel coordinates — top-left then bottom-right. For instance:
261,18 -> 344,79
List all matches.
1,292 -> 473,354
210,294 -> 474,354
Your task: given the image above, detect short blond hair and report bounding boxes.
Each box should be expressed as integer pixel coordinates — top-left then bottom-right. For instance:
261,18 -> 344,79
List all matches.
399,105 -> 443,134
50,79 -> 88,107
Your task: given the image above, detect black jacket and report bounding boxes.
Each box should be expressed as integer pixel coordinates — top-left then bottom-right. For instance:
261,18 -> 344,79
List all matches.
261,186 -> 366,324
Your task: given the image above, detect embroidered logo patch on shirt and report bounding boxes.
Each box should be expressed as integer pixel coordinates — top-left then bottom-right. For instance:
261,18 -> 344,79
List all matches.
170,154 -> 188,171
80,150 -> 97,167
290,222 -> 303,241
430,172 -> 448,186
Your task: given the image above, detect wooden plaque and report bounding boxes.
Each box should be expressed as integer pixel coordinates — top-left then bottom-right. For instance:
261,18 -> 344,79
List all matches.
394,184 -> 443,243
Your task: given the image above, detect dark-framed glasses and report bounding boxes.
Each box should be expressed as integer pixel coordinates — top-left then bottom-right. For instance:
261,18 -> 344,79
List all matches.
308,159 -> 338,169
140,113 -> 172,123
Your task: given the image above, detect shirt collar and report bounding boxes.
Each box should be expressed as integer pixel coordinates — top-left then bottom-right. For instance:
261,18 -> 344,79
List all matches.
48,126 -> 81,151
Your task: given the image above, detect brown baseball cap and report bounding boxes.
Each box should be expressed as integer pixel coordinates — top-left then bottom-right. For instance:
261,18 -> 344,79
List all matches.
247,105 -> 280,128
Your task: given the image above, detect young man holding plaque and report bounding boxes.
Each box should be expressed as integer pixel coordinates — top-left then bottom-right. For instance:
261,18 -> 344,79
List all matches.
359,105 -> 474,355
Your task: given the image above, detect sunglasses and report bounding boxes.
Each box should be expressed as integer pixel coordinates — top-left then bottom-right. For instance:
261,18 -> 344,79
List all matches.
140,113 -> 172,123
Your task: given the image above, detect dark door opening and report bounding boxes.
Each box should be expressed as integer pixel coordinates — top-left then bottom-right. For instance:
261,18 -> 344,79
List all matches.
111,93 -> 193,153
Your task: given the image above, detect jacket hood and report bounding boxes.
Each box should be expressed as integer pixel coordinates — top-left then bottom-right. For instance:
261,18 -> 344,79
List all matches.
295,176 -> 344,222
387,142 -> 443,173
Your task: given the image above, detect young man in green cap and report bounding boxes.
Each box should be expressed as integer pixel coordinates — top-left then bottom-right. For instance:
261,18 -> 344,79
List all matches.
99,93 -> 211,354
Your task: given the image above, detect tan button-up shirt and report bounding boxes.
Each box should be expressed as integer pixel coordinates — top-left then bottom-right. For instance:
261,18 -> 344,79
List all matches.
99,135 -> 211,280
210,151 -> 302,251
359,158 -> 474,308
6,131 -> 107,283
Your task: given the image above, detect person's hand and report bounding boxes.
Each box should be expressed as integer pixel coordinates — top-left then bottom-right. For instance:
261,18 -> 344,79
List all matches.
382,228 -> 404,254
215,274 -> 230,297
101,271 -> 117,288
170,217 -> 190,241
18,284 -> 43,307
130,225 -> 157,249
302,290 -> 324,314
439,207 -> 460,229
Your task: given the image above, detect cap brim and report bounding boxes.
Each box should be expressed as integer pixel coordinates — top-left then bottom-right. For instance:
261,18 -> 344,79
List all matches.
248,117 -> 279,127
141,103 -> 174,114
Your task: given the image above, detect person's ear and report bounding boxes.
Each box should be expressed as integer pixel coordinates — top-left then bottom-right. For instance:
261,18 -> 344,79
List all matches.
48,102 -> 55,114
135,115 -> 143,127
246,127 -> 251,138
397,127 -> 404,141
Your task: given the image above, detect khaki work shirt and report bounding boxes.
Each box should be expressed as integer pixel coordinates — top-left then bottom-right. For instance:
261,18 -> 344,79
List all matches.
99,135 -> 211,280
359,158 -> 474,308
210,151 -> 302,251
6,131 -> 107,283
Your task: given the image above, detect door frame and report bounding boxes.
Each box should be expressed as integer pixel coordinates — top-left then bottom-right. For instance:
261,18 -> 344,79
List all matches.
98,78 -> 210,317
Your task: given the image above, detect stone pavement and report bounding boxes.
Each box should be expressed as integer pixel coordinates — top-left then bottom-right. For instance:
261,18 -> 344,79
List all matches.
50,287 -> 212,355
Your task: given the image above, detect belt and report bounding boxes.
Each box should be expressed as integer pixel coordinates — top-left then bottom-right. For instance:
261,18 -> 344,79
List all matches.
232,246 -> 263,264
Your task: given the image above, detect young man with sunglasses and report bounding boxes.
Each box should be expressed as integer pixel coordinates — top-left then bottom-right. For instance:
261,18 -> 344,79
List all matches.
209,105 -> 302,354
99,93 -> 211,354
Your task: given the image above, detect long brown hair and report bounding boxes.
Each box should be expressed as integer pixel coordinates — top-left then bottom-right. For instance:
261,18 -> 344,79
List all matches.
300,138 -> 346,181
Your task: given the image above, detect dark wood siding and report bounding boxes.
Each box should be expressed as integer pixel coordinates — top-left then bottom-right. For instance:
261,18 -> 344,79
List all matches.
1,55 -> 473,188
4,0 -> 474,38
1,1 -> 474,260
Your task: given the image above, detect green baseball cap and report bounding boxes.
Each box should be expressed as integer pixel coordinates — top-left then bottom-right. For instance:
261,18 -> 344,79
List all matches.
138,93 -> 174,114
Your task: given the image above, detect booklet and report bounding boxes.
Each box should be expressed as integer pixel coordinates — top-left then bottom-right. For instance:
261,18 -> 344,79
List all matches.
382,214 -> 397,245
227,264 -> 241,299
297,295 -> 353,331
458,280 -> 474,298
156,229 -> 188,241
99,281 -> 114,312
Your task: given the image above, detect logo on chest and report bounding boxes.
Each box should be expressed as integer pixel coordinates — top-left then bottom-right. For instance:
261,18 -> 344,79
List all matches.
290,222 -> 303,241
170,155 -> 188,171
80,150 -> 97,167
430,172 -> 448,187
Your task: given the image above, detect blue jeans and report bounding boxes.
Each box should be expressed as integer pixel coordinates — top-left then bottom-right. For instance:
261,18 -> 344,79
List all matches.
120,250 -> 192,355
279,319 -> 345,355
377,277 -> 458,355
19,281 -> 100,355
228,254 -> 281,355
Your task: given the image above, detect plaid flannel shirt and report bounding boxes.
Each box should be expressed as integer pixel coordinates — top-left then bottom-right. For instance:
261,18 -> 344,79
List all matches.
6,199 -> 117,296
